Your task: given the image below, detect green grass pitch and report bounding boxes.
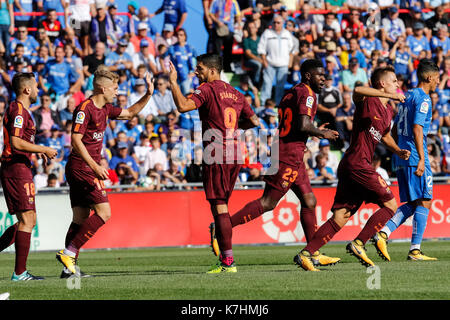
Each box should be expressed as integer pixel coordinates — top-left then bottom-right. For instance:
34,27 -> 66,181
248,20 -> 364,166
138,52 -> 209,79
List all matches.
0,241 -> 449,300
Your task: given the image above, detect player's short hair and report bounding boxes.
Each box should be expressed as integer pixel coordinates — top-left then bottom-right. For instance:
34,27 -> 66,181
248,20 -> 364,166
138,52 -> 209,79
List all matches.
12,72 -> 35,96
300,59 -> 324,79
196,53 -> 223,74
370,65 -> 396,89
93,65 -> 119,88
417,59 -> 439,83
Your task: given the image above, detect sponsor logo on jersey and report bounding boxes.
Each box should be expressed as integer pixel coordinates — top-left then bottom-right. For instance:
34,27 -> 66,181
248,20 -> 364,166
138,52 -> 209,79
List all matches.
420,101 -> 429,113
369,126 -> 382,142
14,115 -> 24,128
93,132 -> 104,141
306,96 -> 314,108
75,111 -> 85,124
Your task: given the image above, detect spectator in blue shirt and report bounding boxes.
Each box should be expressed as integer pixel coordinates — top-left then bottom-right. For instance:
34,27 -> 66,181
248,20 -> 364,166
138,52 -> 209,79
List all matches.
430,23 -> 449,56
168,28 -> 196,95
359,25 -> 382,60
8,26 -> 40,59
347,37 -> 367,70
107,3 -> 126,40
406,21 -> 431,60
39,46 -> 81,98
45,124 -> 65,163
151,0 -> 188,31
114,115 -> 144,145
109,141 -> 140,174
13,0 -> 34,28
313,152 -> 335,183
105,38 -> 134,74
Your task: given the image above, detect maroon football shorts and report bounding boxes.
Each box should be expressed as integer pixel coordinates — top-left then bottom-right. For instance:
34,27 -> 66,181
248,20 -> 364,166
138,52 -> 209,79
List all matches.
331,163 -> 394,215
202,163 -> 241,205
0,173 -> 36,214
66,167 -> 109,208
263,160 -> 312,202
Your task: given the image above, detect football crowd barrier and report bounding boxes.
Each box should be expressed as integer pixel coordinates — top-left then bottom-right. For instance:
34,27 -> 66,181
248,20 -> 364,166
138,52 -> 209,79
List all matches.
0,183 -> 449,252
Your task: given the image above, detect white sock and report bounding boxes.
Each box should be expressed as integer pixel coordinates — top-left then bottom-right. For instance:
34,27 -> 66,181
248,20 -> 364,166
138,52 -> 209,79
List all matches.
63,248 -> 76,257
410,244 -> 420,251
381,226 -> 391,238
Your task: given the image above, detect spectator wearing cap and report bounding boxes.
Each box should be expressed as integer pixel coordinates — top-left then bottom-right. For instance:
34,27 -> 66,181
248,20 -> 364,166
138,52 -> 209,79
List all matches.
132,40 -> 158,76
242,20 -> 263,86
259,107 -> 278,133
363,2 -> 381,33
406,21 -> 431,61
132,7 -> 158,38
381,6 -> 406,46
341,57 -> 368,92
208,0 -> 241,72
258,14 -> 294,106
335,91 -> 355,150
109,141 -> 140,178
82,41 -> 106,78
8,26 -> 40,59
340,9 -> 364,40
318,12 -> 341,38
90,1 -> 115,48
322,42 -> 342,71
39,46 -> 82,98
430,23 -> 449,57
312,138 -> 340,173
167,28 -> 197,95
150,0 -> 188,32
38,8 -> 62,43
317,73 -> 342,129
63,0 -> 96,57
402,5 -> 424,36
130,22 -> 156,55
389,35 -> 413,80
359,25 -> 383,60
155,23 -> 178,51
105,38 -> 134,73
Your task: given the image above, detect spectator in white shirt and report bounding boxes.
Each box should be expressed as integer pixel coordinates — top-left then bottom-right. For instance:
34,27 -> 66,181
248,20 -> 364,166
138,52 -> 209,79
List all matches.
143,136 -> 169,173
257,14 -> 294,106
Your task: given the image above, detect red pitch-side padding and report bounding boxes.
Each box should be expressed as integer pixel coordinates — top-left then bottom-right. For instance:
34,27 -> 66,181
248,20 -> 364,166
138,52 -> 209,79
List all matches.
84,183 -> 450,249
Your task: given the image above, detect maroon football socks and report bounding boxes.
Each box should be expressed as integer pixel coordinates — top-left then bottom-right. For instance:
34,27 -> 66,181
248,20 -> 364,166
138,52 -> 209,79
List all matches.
300,207 -> 318,243
356,207 -> 394,244
14,231 -> 31,275
66,214 -> 105,255
214,213 -> 234,265
304,218 -> 341,254
0,223 -> 18,252
65,222 -> 81,259
230,199 -> 264,227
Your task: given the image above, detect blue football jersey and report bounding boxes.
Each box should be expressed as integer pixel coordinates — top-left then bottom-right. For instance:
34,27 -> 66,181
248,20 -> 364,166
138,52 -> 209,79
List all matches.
393,88 -> 432,168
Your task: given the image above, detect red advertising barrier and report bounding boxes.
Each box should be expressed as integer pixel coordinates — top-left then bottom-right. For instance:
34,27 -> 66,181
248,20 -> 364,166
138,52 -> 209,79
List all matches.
84,184 -> 450,249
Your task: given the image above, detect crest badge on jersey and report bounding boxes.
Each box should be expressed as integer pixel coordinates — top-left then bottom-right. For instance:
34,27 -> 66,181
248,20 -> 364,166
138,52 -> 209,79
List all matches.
419,102 -> 429,114
194,89 -> 201,95
13,115 -> 24,128
75,111 -> 85,124
306,96 -> 314,108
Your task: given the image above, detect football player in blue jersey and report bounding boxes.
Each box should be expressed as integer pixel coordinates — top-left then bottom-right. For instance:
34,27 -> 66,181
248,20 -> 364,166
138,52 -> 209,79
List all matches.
372,59 -> 441,261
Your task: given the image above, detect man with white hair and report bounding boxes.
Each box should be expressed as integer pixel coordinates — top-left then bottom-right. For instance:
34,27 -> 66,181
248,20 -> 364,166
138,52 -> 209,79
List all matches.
257,14 -> 294,106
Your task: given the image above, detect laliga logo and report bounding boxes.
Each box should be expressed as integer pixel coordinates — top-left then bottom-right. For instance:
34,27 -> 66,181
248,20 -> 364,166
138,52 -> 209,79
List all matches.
262,196 -> 304,242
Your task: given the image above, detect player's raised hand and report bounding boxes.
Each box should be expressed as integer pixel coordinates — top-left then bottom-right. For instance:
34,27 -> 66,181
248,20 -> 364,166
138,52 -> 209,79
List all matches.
168,61 -> 178,84
322,129 -> 339,141
93,163 -> 110,180
145,72 -> 154,96
397,149 -> 411,160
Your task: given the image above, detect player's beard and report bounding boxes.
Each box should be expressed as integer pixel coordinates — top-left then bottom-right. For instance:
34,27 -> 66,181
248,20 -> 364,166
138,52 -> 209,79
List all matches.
29,94 -> 37,104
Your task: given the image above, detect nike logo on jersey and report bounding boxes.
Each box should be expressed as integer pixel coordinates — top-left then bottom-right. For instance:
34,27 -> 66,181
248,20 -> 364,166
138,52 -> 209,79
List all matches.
374,116 -> 382,120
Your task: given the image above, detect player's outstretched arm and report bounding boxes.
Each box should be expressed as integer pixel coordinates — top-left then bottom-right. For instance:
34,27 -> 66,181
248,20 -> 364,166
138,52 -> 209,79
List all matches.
298,115 -> 339,141
11,136 -> 57,159
117,73 -> 154,120
353,86 -> 406,104
71,133 -> 109,180
381,132 -> 410,160
168,61 -> 197,113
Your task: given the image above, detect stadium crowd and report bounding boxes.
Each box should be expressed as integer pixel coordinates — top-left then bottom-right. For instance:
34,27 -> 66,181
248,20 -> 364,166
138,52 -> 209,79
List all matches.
0,0 -> 448,191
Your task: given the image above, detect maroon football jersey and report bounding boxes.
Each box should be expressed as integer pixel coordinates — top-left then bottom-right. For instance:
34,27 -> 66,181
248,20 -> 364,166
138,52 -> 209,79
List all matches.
190,80 -> 255,163
1,101 -> 36,177
342,97 -> 394,170
277,83 -> 318,164
68,99 -> 122,170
